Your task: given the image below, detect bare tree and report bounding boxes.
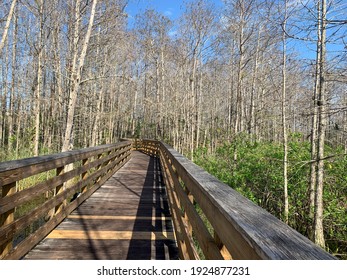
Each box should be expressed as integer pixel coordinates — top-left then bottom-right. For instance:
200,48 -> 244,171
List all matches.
33,0 -> 45,156
62,0 -> 98,152
281,0 -> 289,224
180,0 -> 216,159
308,0 -> 321,237
7,3 -> 17,152
0,0 -> 17,56
314,0 -> 327,249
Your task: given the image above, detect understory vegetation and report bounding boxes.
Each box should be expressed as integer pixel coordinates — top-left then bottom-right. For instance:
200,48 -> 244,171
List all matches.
194,134 -> 347,259
1,0 -> 346,259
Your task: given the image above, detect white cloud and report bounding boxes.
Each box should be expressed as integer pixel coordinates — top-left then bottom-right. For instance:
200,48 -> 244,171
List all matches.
164,7 -> 174,17
169,30 -> 177,37
165,10 -> 173,16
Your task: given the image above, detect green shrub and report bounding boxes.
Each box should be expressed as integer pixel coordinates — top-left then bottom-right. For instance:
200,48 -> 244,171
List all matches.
194,135 -> 347,259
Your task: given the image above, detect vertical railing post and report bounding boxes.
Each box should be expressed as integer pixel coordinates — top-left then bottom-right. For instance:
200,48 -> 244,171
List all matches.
0,182 -> 16,258
96,153 -> 103,183
185,188 -> 193,236
54,166 -> 65,214
112,147 -> 120,172
81,158 -> 89,194
214,231 -> 232,259
155,141 -> 159,157
105,150 -> 112,172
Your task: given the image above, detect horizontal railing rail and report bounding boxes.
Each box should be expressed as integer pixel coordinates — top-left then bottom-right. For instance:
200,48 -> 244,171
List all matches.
0,138 -> 336,260
132,139 -> 159,157
137,139 -> 336,260
0,141 -> 132,260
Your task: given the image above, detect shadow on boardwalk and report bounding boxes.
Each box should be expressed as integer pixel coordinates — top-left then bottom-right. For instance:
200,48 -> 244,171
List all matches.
23,151 -> 178,260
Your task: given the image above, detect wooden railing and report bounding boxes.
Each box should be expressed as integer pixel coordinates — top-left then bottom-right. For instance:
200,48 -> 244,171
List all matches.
132,139 -> 159,157
0,141 -> 132,260
137,139 -> 336,260
0,139 -> 336,260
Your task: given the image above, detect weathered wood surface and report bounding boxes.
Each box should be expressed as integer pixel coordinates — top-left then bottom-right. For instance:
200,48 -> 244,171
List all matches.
1,139 -> 336,260
158,141 -> 336,260
0,143 -> 130,186
0,142 -> 132,259
23,151 -> 178,260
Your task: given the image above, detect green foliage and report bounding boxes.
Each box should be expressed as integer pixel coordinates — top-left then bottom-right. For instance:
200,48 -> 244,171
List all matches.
323,153 -> 347,257
0,146 -> 55,162
134,121 -> 143,138
194,135 -> 347,259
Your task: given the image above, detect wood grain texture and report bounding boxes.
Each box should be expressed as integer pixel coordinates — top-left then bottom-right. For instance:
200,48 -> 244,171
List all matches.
0,142 -> 131,186
1,155 -> 130,260
0,152 -> 130,250
23,151 -> 178,260
0,142 -> 132,259
160,148 -> 222,259
3,139 -> 335,260
159,142 -> 336,260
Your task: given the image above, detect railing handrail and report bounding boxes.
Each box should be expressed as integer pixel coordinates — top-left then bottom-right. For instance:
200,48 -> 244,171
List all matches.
0,143 -> 130,186
136,139 -> 336,260
0,141 -> 132,260
0,139 -> 337,260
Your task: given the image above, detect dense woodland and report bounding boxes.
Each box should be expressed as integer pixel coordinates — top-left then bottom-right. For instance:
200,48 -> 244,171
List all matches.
0,0 -> 346,258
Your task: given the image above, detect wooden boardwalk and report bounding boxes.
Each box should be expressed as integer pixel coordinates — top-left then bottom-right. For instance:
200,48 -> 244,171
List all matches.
23,151 -> 178,260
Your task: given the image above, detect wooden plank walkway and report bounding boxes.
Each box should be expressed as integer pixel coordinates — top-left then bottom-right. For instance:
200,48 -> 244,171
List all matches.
23,151 -> 178,260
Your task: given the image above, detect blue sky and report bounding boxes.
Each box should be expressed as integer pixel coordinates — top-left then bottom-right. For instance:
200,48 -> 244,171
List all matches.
126,0 -> 223,25
125,0 -> 346,62
126,0 -> 184,23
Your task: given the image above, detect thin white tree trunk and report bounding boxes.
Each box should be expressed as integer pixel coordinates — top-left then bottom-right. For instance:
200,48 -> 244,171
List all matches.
308,0 -> 321,236
195,58 -> 203,150
8,8 -> 17,152
91,28 -> 104,147
34,1 -> 44,156
62,0 -> 98,152
190,54 -> 198,160
281,0 -> 289,224
0,0 -> 17,55
249,27 -> 261,138
314,0 -> 327,249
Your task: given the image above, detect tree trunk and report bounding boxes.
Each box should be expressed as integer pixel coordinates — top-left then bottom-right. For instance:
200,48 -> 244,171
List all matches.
314,0 -> 327,249
281,0 -> 289,224
0,44 -> 9,148
8,8 -> 17,152
15,98 -> 21,158
91,28 -> 105,147
34,1 -> 44,156
308,0 -> 321,238
249,27 -> 261,138
51,7 -> 64,150
155,57 -> 161,139
62,0 -> 98,152
195,58 -> 203,150
190,53 -> 198,160
160,45 -> 166,140
0,0 -> 17,56
233,0 -> 247,164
